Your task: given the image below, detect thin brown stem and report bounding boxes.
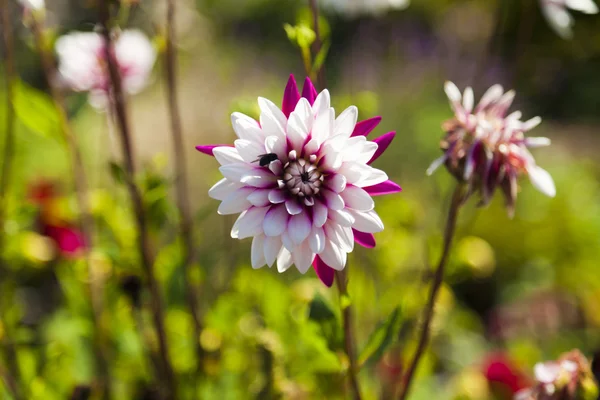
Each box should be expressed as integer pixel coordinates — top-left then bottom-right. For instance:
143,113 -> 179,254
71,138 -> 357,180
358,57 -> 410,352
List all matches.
0,3 -> 23,398
164,0 -> 204,376
29,16 -> 112,399
335,270 -> 362,400
309,0 -> 326,89
96,2 -> 177,398
397,184 -> 465,400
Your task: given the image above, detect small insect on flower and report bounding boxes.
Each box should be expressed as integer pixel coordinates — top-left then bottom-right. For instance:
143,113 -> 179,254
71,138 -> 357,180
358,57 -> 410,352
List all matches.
428,81 -> 555,217
196,75 -> 401,287
254,153 -> 279,167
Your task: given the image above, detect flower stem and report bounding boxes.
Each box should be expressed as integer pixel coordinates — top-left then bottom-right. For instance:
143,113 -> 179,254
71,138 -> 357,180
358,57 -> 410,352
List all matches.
164,0 -> 204,375
0,3 -> 24,398
335,270 -> 363,400
308,0 -> 326,89
397,184 -> 465,400
97,2 -> 177,398
29,14 -> 112,400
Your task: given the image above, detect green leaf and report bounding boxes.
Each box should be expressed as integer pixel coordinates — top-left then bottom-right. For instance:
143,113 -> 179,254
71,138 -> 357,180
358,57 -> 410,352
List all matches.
308,293 -> 336,322
13,79 -> 60,138
312,40 -> 331,76
357,307 -> 402,367
109,161 -> 126,185
283,23 -> 315,50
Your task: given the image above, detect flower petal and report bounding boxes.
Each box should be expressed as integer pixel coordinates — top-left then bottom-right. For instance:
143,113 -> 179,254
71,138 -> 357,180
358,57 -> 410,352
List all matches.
301,76 -> 318,105
368,131 -> 395,164
195,144 -> 232,156
313,200 -> 328,227
263,204 -> 289,237
313,256 -> 335,287
213,147 -> 244,166
318,240 -> 346,271
258,97 -> 287,139
282,74 -> 301,118
285,199 -> 303,215
218,187 -> 253,215
264,236 -> 281,267
247,188 -> 271,207
334,106 -> 358,139
527,165 -> 556,198
251,234 -> 266,269
353,229 -> 376,248
292,241 -> 315,274
288,211 -> 311,245
208,178 -> 242,200
234,206 -> 269,239
351,116 -> 382,137
322,189 -> 345,210
308,226 -> 326,253
340,185 -> 374,211
363,180 -> 402,196
349,209 -> 384,233
277,247 -> 294,272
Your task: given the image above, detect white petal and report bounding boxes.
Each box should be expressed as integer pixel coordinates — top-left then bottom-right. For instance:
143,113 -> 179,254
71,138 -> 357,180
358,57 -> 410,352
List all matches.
251,235 -> 266,269
268,189 -> 287,204
219,164 -> 252,182
566,0 -> 598,13
264,136 -> 287,161
292,241 -> 315,274
328,209 -> 355,227
462,87 -> 474,113
312,108 -> 335,145
333,106 -> 358,139
426,154 -> 448,176
322,189 -> 345,211
444,81 -> 462,105
288,211 -> 312,245
276,247 -> 294,273
356,141 -> 379,164
308,226 -> 326,254
239,170 -> 278,188
324,222 -> 354,252
349,209 -> 384,233
524,136 -> 551,148
287,100 -> 311,151
285,199 -> 303,215
313,200 -> 328,227
218,187 -> 253,215
263,205 -> 289,237
258,97 -> 287,139
231,112 -> 262,141
542,3 -> 574,38
527,165 -> 556,197
522,116 -> 542,131
281,231 -> 294,251
339,162 -> 388,187
318,240 -> 347,271
208,178 -> 241,200
534,362 -> 561,384
326,174 -> 347,193
235,139 -> 265,163
235,207 -> 269,239
477,84 -> 504,111
312,89 -> 331,116
264,236 -> 281,267
247,189 -> 271,207
213,147 -> 244,166
340,186 -> 374,211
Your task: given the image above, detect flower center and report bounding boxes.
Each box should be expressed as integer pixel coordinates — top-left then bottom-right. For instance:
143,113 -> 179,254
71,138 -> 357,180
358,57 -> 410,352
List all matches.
283,159 -> 323,198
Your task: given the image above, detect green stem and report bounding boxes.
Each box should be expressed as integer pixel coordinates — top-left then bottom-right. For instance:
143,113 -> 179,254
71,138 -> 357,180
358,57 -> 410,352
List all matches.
397,184 -> 464,400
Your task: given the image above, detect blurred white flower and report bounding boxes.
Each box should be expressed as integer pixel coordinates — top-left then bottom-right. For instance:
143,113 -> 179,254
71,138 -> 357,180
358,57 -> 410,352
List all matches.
55,30 -> 156,109
539,0 -> 598,38
321,0 -> 409,17
18,0 -> 44,11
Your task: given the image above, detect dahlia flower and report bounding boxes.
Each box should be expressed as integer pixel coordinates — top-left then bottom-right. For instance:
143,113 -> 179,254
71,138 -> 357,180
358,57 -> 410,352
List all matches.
55,30 -> 156,109
539,0 -> 598,38
197,75 -> 400,287
427,81 -> 555,217
321,0 -> 409,17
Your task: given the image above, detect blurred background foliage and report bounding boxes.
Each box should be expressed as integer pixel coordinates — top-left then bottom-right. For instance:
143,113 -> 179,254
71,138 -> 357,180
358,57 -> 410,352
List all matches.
1,0 -> 600,399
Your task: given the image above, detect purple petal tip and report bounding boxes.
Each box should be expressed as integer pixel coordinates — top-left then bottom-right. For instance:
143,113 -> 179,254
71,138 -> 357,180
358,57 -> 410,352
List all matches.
363,180 -> 402,196
313,256 -> 335,287
301,77 -> 318,105
352,116 -> 382,137
282,74 -> 301,117
353,229 -> 376,248
369,131 -> 396,164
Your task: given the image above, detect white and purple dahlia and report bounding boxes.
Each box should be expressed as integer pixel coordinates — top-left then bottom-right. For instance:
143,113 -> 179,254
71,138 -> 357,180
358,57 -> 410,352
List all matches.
197,75 -> 401,287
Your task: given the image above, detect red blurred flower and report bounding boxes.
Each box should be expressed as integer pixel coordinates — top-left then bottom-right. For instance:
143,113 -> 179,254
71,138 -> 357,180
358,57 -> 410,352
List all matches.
483,353 -> 531,398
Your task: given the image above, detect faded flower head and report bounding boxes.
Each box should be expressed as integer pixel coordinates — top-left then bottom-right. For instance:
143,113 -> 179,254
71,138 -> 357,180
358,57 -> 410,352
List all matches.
427,81 -> 555,217
55,29 -> 156,109
515,350 -> 599,400
197,75 -> 401,287
321,0 -> 409,17
539,0 -> 598,38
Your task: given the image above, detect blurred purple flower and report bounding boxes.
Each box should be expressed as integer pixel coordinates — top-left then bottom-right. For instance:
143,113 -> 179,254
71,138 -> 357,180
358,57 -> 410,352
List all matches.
427,81 -> 555,217
55,30 -> 156,109
197,75 -> 401,286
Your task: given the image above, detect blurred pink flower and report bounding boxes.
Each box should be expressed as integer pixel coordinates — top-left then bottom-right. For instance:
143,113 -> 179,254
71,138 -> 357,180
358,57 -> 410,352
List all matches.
539,0 -> 598,39
427,81 -> 555,217
55,29 -> 156,109
197,75 -> 401,286
483,353 -> 531,398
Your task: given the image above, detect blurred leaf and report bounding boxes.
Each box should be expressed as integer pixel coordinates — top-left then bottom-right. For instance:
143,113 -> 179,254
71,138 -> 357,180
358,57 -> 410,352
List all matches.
13,80 -> 60,138
308,293 -> 336,322
109,161 -> 126,185
312,40 -> 331,76
358,307 -> 402,367
283,23 -> 315,50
